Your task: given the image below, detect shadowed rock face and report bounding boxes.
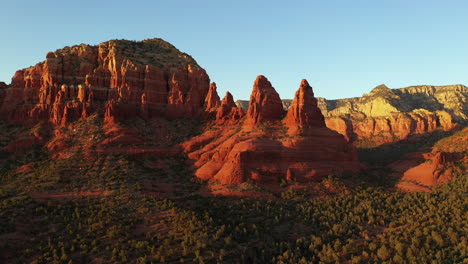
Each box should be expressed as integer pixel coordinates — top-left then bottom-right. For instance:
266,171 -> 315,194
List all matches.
391,127 -> 468,191
0,38 -> 210,125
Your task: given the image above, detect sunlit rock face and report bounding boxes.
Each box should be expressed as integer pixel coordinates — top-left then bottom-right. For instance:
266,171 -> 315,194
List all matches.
0,38 -> 210,125
183,77 -> 361,185
245,75 -> 285,125
237,84 -> 467,146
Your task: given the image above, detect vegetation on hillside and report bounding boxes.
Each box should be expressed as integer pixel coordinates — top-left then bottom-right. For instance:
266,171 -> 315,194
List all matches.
0,118 -> 466,263
0,136 -> 466,263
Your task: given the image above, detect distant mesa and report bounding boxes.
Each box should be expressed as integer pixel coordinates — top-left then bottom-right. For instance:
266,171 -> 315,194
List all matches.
236,83 -> 467,146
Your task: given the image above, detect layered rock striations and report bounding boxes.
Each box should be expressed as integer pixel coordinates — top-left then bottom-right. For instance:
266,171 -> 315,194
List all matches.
0,38 -> 210,125
322,84 -> 464,146
183,76 -> 360,185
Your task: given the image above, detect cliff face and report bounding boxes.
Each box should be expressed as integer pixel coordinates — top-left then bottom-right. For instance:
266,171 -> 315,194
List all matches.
0,39 -> 210,125
236,84 -> 467,146
183,76 -> 361,185
323,84 -> 465,146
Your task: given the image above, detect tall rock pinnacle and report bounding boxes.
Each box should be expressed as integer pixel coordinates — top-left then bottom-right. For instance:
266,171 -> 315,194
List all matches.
245,75 -> 285,125
204,82 -> 221,110
285,79 -> 325,128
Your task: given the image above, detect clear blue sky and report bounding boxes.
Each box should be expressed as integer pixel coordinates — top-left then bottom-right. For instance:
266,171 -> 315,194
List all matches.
1,0 -> 467,100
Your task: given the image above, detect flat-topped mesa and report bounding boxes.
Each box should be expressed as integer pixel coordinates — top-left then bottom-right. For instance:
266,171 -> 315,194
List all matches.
204,82 -> 221,111
284,79 -> 326,129
216,92 -> 244,122
245,75 -> 285,125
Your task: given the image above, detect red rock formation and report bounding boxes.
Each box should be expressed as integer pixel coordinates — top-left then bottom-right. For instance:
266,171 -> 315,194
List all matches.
326,110 -> 458,146
284,79 -> 326,133
183,76 -> 361,185
220,92 -> 236,109
325,117 -> 353,142
390,128 -> 468,191
0,39 -> 210,125
401,151 -> 464,186
204,82 -> 221,111
104,100 -> 138,125
216,92 -> 244,122
245,75 -> 285,125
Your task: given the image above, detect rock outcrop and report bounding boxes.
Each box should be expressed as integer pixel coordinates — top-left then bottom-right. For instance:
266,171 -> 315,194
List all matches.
284,79 -> 325,129
393,128 -> 468,190
0,39 -> 210,125
245,75 -> 285,125
322,84 -> 465,145
326,109 -> 457,147
183,77 -> 361,185
204,82 -> 221,111
236,83 -> 466,146
216,92 -> 244,123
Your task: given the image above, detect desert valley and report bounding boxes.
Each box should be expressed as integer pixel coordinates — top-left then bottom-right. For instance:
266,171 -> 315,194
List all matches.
0,38 -> 466,263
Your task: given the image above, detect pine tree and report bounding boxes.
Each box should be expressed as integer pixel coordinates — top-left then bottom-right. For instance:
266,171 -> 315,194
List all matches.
377,245 -> 390,261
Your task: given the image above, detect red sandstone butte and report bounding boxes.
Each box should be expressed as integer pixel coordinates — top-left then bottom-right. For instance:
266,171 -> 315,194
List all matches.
0,39 -> 210,125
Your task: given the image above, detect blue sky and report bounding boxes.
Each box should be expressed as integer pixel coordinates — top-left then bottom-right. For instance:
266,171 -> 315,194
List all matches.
1,0 -> 467,100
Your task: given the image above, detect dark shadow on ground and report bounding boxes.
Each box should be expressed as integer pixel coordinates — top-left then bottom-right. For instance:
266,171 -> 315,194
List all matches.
348,129 -> 460,189
357,129 -> 458,166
